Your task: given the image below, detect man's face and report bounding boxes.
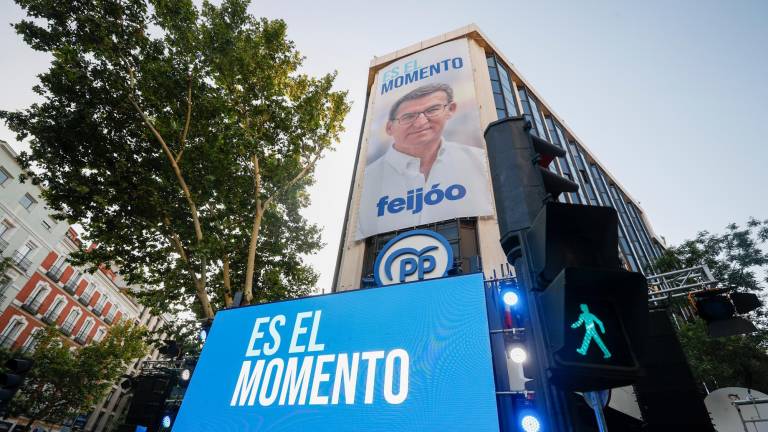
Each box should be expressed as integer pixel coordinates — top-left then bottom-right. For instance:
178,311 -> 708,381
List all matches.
386,91 -> 457,153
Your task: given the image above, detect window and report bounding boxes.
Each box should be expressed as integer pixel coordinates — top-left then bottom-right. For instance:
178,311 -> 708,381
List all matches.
81,284 -> 96,303
61,309 -> 81,334
21,327 -> 42,353
94,295 -> 107,315
24,283 -> 49,313
0,318 -> 26,349
0,167 -> 10,185
44,297 -> 66,322
487,55 -> 519,119
0,221 -> 12,239
41,219 -> 52,231
76,318 -> 94,342
94,327 -> 107,342
12,241 -> 37,272
106,306 -> 119,323
19,193 -> 37,210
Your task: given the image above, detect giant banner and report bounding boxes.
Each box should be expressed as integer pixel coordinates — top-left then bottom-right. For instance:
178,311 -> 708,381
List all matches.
173,274 -> 499,431
356,39 -> 494,239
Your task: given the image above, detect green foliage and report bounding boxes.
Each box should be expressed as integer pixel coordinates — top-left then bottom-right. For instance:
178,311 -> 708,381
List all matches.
678,319 -> 768,392
6,321 -> 147,427
654,218 -> 768,391
1,0 -> 350,318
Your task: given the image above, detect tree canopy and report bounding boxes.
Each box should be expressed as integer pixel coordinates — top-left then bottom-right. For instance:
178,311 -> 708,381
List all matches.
1,321 -> 147,428
654,218 -> 768,391
1,0 -> 350,318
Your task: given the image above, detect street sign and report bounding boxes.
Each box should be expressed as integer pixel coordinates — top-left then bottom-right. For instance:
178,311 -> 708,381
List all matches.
174,274 -> 498,432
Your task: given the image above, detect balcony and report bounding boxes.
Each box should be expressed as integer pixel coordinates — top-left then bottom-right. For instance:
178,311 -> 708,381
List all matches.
0,334 -> 15,349
11,251 -> 32,272
21,302 -> 42,315
74,334 -> 88,345
78,295 -> 91,306
93,305 -> 104,316
46,265 -> 66,282
59,324 -> 74,336
104,314 -> 114,324
42,314 -> 57,325
63,279 -> 79,295
0,238 -> 8,253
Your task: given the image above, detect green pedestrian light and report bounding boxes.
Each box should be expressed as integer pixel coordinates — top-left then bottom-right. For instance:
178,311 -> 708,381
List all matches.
571,304 -> 611,359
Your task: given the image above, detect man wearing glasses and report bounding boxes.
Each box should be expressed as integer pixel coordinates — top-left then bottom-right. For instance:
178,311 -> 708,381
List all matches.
357,82 -> 493,238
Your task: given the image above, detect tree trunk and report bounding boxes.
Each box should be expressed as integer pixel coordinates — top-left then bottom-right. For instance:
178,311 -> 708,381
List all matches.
223,254 -> 233,307
242,207 -> 264,305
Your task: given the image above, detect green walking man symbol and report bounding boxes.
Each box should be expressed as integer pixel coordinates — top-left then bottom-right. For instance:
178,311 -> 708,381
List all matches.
571,304 -> 612,359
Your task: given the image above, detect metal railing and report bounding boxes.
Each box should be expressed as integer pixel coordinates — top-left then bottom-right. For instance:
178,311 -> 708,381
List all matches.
0,238 -> 8,253
63,279 -> 79,294
78,294 -> 92,306
0,333 -> 15,349
60,323 -> 75,336
47,264 -> 66,281
11,251 -> 32,272
21,301 -> 42,315
42,313 -> 58,325
74,334 -> 88,345
104,314 -> 115,324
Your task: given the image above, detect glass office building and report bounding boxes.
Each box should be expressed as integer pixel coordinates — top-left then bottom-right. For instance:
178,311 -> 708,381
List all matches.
333,24 -> 664,291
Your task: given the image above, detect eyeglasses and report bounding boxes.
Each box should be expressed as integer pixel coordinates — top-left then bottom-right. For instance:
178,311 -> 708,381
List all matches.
394,104 -> 449,125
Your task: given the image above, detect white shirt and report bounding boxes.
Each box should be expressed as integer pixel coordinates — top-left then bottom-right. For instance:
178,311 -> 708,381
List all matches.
357,139 -> 494,239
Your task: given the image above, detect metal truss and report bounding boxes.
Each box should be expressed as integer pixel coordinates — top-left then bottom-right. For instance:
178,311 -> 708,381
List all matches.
645,265 -> 717,303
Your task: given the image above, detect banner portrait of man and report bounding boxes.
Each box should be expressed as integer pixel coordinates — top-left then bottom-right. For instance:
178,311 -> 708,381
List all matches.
356,39 -> 493,239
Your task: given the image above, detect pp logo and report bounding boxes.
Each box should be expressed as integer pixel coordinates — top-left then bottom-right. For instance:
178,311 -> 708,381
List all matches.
373,230 -> 454,286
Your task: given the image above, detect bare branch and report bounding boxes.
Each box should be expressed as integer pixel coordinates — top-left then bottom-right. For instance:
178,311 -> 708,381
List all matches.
176,74 -> 193,164
127,94 -> 204,243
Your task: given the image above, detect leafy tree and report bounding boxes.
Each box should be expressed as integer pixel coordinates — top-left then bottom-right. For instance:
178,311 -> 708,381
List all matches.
653,218 -> 768,391
1,0 -> 350,318
4,321 -> 147,429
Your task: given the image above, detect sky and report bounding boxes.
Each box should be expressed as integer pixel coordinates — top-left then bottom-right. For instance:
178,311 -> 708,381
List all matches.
1,0 -> 767,293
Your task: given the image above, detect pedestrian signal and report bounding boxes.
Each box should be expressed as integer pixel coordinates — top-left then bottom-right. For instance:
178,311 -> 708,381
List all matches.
539,268 -> 647,391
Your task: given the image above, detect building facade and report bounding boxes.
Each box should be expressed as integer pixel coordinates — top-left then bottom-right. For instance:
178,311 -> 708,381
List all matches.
0,140 -> 167,432
333,24 -> 665,292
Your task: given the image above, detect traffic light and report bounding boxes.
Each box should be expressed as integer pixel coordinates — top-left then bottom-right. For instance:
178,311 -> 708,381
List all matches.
485,116 -> 578,251
690,289 -> 759,337
0,358 -> 33,414
528,202 -> 648,391
539,267 -> 647,390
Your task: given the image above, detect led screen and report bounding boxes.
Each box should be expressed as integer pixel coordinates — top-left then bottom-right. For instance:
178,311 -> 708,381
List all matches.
174,273 -> 499,431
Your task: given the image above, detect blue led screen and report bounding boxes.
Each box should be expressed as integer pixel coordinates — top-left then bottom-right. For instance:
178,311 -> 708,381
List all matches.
173,273 -> 499,431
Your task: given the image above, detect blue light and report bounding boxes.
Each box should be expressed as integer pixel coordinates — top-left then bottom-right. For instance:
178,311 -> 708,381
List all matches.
161,415 -> 172,428
521,414 -> 541,432
199,328 -> 207,342
502,291 -> 519,307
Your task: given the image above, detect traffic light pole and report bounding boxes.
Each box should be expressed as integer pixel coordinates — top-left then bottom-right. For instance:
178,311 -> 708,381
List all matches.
507,232 -> 574,432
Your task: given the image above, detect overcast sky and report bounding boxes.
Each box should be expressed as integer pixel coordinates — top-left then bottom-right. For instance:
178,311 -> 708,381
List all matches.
1,0 -> 766,293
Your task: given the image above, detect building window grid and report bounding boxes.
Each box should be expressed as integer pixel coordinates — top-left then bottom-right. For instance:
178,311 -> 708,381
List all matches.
569,142 -> 600,206
495,59 -> 519,117
81,284 -> 96,304
626,201 -> 660,261
589,165 -> 642,271
609,186 -> 652,271
487,56 -> 519,119
546,119 -> 584,204
94,295 -> 107,315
